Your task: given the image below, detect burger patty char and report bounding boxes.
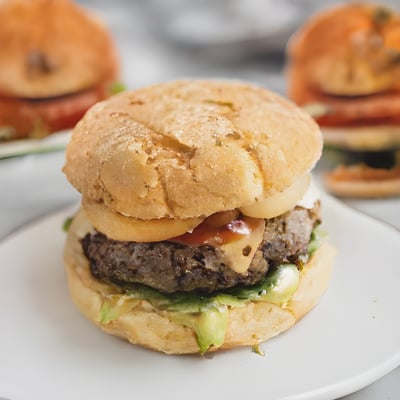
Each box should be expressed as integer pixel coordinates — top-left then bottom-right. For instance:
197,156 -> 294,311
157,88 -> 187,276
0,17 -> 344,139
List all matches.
82,203 -> 320,294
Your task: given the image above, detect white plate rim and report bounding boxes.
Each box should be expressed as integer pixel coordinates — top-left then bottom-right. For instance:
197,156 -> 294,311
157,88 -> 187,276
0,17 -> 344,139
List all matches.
0,194 -> 399,400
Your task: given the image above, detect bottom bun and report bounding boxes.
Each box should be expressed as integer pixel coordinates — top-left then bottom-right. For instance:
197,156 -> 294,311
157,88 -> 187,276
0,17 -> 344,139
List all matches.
324,165 -> 400,198
63,209 -> 336,355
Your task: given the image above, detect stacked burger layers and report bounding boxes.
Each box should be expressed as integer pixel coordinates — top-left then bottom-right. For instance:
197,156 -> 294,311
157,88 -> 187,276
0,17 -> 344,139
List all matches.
0,0 -> 119,141
287,3 -> 400,198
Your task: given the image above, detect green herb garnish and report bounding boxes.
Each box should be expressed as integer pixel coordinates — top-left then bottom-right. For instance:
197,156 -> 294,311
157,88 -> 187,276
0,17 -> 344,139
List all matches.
109,82 -> 126,95
62,217 -> 73,232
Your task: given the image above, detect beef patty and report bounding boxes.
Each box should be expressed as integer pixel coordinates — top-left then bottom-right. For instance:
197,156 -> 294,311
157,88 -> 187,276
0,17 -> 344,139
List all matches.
82,203 -> 320,294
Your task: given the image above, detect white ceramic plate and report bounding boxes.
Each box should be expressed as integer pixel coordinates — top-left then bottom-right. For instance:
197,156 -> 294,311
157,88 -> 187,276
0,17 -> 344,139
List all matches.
1,194 -> 399,400
0,130 -> 70,159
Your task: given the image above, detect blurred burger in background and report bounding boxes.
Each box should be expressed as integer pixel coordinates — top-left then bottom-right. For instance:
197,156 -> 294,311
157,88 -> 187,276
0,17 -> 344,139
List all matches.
287,3 -> 400,198
0,0 -> 120,141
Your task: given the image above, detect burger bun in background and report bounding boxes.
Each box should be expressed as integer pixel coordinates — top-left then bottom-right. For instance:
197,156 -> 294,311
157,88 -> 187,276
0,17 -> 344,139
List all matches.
0,0 -> 120,141
287,3 -> 400,198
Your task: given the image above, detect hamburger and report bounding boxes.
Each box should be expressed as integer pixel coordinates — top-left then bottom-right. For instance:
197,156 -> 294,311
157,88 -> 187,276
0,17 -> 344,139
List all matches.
287,3 -> 400,198
63,80 -> 336,355
0,0 -> 119,141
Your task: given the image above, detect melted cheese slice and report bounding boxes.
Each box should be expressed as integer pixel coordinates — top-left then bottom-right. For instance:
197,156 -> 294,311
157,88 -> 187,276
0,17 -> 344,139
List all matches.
219,219 -> 266,273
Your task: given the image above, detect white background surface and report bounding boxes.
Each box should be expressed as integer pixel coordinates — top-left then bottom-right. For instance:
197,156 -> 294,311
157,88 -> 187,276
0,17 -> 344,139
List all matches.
1,0 -> 399,398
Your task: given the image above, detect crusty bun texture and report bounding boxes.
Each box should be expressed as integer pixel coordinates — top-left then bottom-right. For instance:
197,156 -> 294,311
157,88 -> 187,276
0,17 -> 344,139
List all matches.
288,3 -> 400,100
287,3 -> 400,198
287,2 -> 400,133
0,0 -> 120,141
64,210 -> 336,355
0,0 -> 118,98
64,80 -> 322,221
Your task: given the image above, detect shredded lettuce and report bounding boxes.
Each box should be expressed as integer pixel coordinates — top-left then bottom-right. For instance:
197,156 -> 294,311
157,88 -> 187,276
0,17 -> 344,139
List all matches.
308,225 -> 328,255
62,217 -> 73,233
100,295 -> 140,324
252,343 -> 265,356
97,226 -> 326,353
99,264 -> 299,354
109,82 -> 126,95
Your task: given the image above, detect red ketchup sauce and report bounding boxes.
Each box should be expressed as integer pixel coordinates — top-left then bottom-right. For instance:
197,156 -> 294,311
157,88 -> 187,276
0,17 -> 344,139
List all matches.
170,215 -> 261,246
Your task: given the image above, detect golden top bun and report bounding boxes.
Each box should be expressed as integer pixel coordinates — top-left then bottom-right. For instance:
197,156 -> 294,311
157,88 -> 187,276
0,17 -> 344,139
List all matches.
0,0 -> 118,98
63,209 -> 335,354
288,3 -> 400,96
64,80 -> 322,220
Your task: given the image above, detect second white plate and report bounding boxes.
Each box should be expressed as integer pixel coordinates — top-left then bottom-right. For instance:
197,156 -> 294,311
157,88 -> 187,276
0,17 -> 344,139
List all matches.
0,130 -> 70,159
